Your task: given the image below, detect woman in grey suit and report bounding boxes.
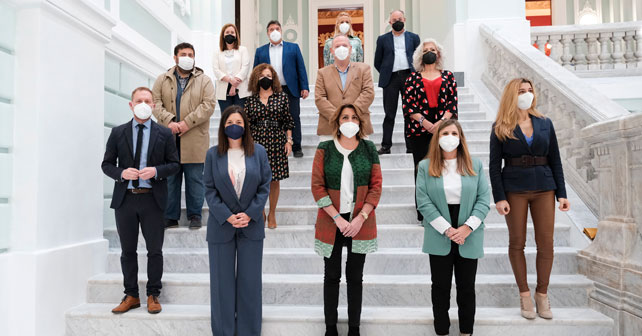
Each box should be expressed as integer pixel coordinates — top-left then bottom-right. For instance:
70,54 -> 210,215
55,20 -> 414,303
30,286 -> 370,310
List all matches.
204,105 -> 272,336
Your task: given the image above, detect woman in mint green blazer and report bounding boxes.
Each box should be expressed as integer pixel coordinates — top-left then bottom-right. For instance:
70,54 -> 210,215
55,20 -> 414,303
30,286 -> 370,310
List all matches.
416,119 -> 490,336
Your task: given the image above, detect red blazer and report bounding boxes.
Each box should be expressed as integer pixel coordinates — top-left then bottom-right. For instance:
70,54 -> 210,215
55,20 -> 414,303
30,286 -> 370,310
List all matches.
401,70 -> 458,137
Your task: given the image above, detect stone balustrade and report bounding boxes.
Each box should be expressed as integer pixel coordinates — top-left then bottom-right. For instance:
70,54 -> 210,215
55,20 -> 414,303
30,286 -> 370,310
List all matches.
481,22 -> 641,336
530,22 -> 642,72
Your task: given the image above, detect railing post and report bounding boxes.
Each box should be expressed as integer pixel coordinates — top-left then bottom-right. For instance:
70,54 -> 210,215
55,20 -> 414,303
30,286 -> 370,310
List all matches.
598,32 -> 613,69
536,34 -> 548,54
612,31 -> 626,69
586,33 -> 600,70
561,34 -> 574,69
574,33 -> 588,70
636,30 -> 642,68
549,34 -> 563,64
624,31 -> 637,67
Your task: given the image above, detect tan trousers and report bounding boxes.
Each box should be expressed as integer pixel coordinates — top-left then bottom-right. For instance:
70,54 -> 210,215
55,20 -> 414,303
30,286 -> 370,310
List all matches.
505,190 -> 556,294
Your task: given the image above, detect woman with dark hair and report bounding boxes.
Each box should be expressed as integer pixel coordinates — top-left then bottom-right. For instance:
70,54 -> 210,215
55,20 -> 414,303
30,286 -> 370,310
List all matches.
416,119 -> 490,336
245,63 -> 294,229
212,23 -> 250,111
402,37 -> 458,221
311,104 -> 382,336
204,105 -> 271,336
490,78 -> 570,320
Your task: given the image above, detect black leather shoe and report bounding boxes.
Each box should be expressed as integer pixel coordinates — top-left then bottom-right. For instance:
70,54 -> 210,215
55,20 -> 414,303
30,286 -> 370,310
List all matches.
406,148 -> 413,153
293,150 -> 304,158
164,219 -> 179,229
324,325 -> 338,336
377,146 -> 391,155
348,326 -> 360,336
188,216 -> 202,230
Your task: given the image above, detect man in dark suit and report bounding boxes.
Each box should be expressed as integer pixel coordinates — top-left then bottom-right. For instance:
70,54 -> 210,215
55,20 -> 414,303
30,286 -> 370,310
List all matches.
374,9 -> 420,154
102,87 -> 180,315
253,20 -> 309,158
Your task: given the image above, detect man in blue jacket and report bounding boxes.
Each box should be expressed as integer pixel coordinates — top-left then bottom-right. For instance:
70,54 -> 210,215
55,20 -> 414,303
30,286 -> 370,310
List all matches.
374,10 -> 420,154
253,20 -> 309,158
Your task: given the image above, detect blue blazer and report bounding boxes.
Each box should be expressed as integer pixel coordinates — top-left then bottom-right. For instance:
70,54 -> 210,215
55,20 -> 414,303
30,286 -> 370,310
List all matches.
203,144 -> 272,243
253,41 -> 309,98
374,30 -> 420,88
489,115 -> 567,202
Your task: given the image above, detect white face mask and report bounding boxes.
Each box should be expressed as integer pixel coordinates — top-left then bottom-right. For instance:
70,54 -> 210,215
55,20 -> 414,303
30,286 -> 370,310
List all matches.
339,22 -> 350,34
177,56 -> 194,71
439,135 -> 460,153
339,121 -> 360,139
269,30 -> 282,43
334,46 -> 350,61
517,92 -> 534,110
133,102 -> 152,120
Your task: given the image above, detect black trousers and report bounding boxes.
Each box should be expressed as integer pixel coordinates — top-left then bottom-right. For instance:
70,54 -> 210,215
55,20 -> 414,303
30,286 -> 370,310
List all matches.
324,214 -> 366,328
115,192 -> 165,297
409,132 -> 433,220
429,204 -> 478,335
382,69 -> 411,150
282,85 -> 302,151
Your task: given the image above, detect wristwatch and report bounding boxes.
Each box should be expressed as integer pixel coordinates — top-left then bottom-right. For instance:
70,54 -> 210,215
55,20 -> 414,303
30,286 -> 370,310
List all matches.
418,116 -> 425,124
287,136 -> 294,146
360,211 -> 369,220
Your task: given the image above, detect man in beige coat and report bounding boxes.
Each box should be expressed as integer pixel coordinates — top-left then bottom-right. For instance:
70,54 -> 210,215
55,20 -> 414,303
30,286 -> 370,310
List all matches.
315,35 -> 375,141
152,42 -> 215,229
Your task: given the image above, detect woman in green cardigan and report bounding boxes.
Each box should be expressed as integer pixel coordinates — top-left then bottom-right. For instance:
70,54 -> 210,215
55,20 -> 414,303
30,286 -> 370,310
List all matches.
416,119 -> 490,336
311,104 -> 383,336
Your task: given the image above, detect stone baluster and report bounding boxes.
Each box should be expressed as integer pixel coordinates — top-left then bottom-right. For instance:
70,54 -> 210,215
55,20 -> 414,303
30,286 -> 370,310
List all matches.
536,34 -> 548,54
586,33 -> 600,70
561,34 -> 574,69
598,32 -> 613,70
624,31 -> 636,67
636,30 -> 642,67
548,34 -> 563,64
573,33 -> 588,70
611,31 -> 626,69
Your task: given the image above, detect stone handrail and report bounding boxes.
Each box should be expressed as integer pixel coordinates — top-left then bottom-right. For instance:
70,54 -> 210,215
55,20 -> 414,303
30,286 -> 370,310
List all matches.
530,21 -> 642,71
479,23 -> 629,217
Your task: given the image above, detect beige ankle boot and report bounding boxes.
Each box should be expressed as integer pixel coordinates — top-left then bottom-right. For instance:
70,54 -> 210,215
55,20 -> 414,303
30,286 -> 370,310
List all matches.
520,294 -> 537,319
535,293 -> 553,319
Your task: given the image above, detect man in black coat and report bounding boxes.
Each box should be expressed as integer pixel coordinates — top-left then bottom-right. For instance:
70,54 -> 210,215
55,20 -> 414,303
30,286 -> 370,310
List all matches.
102,87 -> 180,314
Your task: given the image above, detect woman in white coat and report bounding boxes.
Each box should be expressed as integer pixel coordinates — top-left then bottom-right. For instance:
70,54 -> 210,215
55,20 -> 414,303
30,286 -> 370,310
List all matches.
212,23 -> 251,111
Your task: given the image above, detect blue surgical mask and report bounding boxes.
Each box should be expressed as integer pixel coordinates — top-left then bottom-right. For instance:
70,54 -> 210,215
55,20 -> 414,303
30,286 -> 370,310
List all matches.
224,124 -> 244,140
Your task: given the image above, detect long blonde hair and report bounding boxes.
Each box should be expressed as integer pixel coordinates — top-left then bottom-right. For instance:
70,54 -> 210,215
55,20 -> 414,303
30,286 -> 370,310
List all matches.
426,119 -> 476,177
333,12 -> 355,37
494,78 -> 544,141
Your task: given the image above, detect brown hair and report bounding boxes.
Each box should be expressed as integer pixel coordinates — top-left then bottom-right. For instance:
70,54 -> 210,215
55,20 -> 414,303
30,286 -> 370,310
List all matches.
330,104 -> 367,140
426,119 -> 476,177
219,23 -> 240,51
217,105 -> 254,157
131,87 -> 153,100
333,12 -> 355,37
494,78 -> 544,142
248,63 -> 282,95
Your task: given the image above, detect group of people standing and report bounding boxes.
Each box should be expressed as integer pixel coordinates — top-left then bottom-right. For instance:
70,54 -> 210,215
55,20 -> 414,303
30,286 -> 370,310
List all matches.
100,8 -> 571,336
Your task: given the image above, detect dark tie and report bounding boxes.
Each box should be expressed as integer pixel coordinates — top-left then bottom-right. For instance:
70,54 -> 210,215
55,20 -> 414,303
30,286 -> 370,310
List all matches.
133,123 -> 145,188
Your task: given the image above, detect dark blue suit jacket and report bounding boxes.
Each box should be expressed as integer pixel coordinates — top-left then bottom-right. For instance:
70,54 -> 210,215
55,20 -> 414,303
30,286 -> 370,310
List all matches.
253,41 -> 309,98
101,119 -> 180,210
489,115 -> 567,202
204,144 -> 272,243
374,30 -> 420,88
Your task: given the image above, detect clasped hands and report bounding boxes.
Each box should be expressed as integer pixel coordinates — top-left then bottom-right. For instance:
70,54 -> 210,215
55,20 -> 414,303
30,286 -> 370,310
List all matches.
334,215 -> 364,238
445,225 -> 472,245
227,213 -> 251,228
122,167 -> 156,181
168,121 -> 190,136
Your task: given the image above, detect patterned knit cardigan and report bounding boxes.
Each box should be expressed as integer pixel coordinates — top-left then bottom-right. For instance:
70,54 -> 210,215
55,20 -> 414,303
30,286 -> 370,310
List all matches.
311,139 -> 383,258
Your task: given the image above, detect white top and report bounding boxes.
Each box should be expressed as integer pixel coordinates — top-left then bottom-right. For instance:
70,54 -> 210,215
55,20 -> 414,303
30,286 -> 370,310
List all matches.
392,32 -> 410,72
212,46 -> 251,99
269,42 -> 286,86
429,159 -> 482,234
227,148 -> 246,198
334,138 -> 354,214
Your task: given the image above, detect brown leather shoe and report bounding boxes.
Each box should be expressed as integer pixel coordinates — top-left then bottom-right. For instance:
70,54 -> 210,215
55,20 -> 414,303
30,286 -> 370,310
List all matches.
111,295 -> 140,314
147,295 -> 162,314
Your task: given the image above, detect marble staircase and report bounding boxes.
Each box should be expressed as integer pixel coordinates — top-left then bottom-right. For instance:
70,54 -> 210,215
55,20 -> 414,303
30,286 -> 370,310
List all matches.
65,86 -> 614,335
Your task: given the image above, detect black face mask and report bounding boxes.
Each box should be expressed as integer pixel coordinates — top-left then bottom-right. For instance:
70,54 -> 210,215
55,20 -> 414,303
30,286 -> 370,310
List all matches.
259,77 -> 273,90
224,34 -> 237,44
423,52 -> 437,65
392,21 -> 404,32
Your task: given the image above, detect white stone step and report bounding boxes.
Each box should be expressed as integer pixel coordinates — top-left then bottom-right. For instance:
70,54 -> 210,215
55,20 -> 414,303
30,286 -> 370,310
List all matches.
298,91 -> 476,107
66,304 -> 613,336
106,247 -> 580,275
299,102 -> 481,115
285,152 -> 490,170
86,273 -> 591,307
104,222 -> 571,250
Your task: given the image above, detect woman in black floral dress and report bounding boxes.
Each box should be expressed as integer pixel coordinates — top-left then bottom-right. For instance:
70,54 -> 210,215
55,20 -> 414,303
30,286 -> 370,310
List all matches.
246,63 -> 294,229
